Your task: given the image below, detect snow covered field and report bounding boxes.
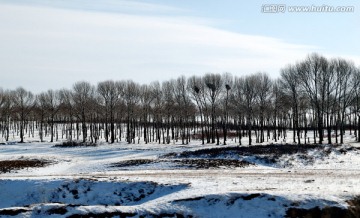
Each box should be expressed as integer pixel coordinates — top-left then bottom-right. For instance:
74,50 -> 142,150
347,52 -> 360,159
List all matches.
1,135 -> 360,217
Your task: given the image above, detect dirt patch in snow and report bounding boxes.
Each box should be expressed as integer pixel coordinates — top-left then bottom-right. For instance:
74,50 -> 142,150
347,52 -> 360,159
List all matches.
46,206 -> 68,215
164,144 -> 325,158
162,144 -> 360,167
111,158 -> 252,169
285,196 -> 360,218
172,193 -> 360,218
54,141 -> 97,148
337,146 -> 360,154
0,208 -> 31,216
285,206 -> 347,218
346,196 -> 360,216
174,159 -> 252,169
0,159 -> 52,174
111,159 -> 156,168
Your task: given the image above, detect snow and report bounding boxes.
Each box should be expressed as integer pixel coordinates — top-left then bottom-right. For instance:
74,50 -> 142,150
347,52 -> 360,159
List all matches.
1,133 -> 360,217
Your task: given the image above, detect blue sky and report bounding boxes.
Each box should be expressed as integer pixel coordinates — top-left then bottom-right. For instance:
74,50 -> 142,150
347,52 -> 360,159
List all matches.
0,0 -> 359,93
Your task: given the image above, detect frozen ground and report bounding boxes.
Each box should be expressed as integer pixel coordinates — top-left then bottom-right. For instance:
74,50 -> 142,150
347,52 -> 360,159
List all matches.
1,134 -> 360,217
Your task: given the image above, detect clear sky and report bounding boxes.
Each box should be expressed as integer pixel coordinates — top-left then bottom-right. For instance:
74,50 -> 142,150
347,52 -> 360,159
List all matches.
0,0 -> 359,93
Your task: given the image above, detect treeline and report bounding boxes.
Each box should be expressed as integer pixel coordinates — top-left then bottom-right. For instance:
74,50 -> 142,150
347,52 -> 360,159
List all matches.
1,53 -> 360,145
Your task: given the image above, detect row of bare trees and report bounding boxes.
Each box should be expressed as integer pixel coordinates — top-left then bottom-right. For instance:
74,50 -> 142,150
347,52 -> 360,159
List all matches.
281,54 -> 360,144
0,53 -> 359,145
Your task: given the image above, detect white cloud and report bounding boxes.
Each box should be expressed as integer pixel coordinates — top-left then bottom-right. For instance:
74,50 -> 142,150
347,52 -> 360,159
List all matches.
0,2 -> 358,93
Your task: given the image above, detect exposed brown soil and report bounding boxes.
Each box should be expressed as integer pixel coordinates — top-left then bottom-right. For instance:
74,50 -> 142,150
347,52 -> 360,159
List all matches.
113,144 -> 343,169
46,206 -> 68,215
173,159 -> 251,169
54,141 -> 97,147
164,144 -> 327,158
285,196 -> 360,218
172,194 -> 360,218
346,196 -> 360,217
112,159 -> 156,168
111,158 -> 251,169
0,159 -> 52,174
162,143 -> 360,166
0,208 -> 31,216
286,206 -> 348,218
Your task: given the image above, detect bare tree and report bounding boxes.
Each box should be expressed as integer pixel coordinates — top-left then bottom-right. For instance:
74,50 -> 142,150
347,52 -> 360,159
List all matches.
204,73 -> 223,144
38,90 -> 60,142
232,77 -> 246,145
271,79 -> 283,143
139,83 -> 156,144
36,92 -> 48,142
72,81 -> 95,143
354,67 -> 360,142
281,65 -> 302,144
188,76 -> 206,144
97,80 -> 120,143
222,73 -> 233,145
173,76 -> 192,144
255,73 -> 272,143
59,89 -> 75,141
12,87 -> 35,143
161,80 -> 174,144
0,89 -> 13,141
122,80 -> 140,144
297,53 -> 329,144
242,75 -> 259,145
332,58 -> 358,143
